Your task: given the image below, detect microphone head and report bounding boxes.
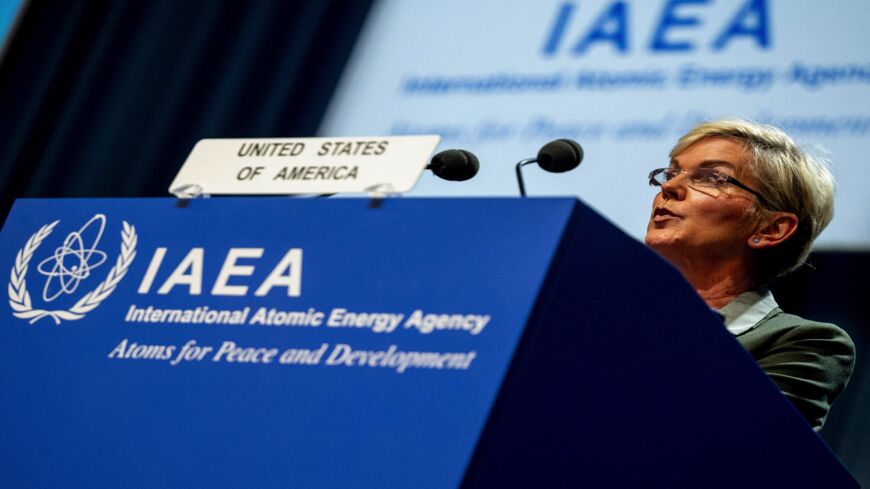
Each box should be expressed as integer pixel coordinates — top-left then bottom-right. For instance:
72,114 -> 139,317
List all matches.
536,139 -> 583,173
428,149 -> 480,181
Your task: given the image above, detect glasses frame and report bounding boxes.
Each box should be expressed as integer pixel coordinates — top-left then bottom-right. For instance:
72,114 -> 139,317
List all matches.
648,167 -> 770,208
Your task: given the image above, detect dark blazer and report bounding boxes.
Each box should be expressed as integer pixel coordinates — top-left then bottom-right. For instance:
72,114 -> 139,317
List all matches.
737,308 -> 855,431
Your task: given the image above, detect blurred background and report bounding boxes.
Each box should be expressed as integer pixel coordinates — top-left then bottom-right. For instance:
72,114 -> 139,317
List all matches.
0,0 -> 867,483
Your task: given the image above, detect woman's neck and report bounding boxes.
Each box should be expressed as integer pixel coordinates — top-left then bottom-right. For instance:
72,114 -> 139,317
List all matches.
692,274 -> 756,309
663,251 -> 756,309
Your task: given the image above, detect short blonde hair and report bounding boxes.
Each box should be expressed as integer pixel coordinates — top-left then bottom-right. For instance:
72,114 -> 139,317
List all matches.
672,119 -> 835,283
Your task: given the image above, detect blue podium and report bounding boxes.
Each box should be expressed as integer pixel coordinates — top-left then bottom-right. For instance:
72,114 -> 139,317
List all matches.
0,197 -> 856,488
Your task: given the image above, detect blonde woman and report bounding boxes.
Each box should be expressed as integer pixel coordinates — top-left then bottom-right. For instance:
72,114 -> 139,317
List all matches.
645,119 -> 855,431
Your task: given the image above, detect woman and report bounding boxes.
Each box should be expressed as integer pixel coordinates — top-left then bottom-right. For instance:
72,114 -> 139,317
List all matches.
644,119 -> 855,431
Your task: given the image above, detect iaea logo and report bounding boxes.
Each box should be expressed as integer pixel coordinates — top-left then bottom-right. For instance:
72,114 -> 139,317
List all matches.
8,214 -> 137,324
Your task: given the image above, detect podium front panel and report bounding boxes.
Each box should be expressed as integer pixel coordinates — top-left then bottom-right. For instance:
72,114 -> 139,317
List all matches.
0,197 -> 574,489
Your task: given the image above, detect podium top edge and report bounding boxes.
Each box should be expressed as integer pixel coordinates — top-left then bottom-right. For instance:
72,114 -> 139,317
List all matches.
11,196 -> 582,202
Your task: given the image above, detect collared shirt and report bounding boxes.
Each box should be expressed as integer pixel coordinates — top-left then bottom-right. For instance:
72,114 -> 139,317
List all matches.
718,288 -> 779,336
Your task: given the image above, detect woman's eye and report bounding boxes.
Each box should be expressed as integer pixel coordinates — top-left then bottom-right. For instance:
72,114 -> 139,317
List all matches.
694,171 -> 722,184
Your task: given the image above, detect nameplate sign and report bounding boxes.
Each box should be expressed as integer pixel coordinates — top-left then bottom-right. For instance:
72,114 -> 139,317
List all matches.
169,135 -> 441,196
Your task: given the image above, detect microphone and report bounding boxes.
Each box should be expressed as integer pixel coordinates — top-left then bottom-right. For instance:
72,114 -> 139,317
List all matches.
515,139 -> 584,196
427,149 -> 480,181
537,139 -> 584,173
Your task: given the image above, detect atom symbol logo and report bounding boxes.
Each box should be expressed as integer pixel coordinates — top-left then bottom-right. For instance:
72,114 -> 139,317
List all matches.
8,214 -> 137,324
36,214 -> 108,302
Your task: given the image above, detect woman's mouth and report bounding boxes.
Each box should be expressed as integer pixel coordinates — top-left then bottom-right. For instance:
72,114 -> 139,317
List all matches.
653,207 -> 680,222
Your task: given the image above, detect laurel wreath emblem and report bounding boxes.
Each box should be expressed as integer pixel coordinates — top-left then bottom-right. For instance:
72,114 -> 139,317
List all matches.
8,220 -> 137,324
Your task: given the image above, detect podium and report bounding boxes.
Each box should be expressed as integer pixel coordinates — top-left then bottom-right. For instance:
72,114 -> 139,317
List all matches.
0,197 -> 856,488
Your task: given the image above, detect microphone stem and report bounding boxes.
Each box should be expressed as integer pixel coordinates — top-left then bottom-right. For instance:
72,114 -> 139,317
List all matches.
515,158 -> 537,197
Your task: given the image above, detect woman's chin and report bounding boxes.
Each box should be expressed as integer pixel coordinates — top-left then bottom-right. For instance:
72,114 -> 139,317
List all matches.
644,229 -> 680,251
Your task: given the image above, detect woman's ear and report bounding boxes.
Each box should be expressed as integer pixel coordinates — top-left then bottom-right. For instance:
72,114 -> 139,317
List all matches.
748,212 -> 799,249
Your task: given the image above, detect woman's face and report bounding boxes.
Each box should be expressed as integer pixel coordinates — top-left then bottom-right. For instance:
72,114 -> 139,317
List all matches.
644,137 -> 761,262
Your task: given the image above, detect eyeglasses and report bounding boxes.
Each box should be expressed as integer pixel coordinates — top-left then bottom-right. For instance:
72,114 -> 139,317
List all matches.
648,167 -> 768,207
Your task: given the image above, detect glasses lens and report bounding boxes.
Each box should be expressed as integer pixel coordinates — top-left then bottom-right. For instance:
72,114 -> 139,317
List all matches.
688,168 -> 721,186
649,168 -> 667,186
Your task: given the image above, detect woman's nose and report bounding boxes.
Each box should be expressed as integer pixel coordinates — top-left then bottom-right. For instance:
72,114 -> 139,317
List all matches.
659,173 -> 687,200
